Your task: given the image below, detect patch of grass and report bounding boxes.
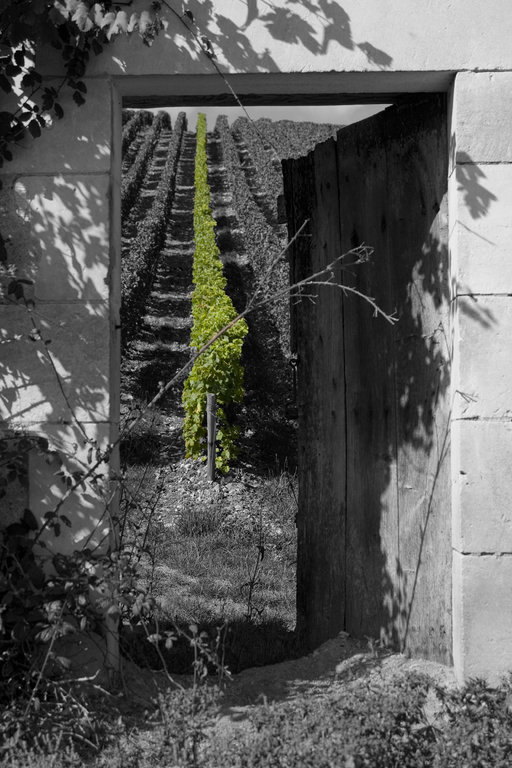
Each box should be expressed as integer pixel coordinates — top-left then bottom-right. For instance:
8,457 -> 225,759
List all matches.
117,460 -> 298,674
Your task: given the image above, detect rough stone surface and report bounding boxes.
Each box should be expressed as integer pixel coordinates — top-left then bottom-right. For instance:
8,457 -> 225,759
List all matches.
455,164 -> 512,294
0,303 -> 110,423
40,0 -> 512,77
452,551 -> 512,685
4,0 -> 512,686
0,174 -> 110,302
453,421 -> 512,553
27,423 -> 112,558
454,295 -> 512,420
454,72 -> 512,163
2,79 -> 112,175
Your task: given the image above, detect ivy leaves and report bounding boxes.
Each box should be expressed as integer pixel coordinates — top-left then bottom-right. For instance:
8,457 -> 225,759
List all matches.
0,0 -> 166,181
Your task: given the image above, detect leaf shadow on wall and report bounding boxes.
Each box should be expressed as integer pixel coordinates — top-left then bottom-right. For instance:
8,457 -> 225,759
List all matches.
155,0 -> 393,75
0,170 -> 113,557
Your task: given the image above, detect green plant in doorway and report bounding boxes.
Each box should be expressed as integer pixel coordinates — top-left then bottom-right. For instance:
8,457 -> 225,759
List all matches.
182,113 -> 248,473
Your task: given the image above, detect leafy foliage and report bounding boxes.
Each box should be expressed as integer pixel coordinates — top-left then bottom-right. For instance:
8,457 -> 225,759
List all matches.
182,114 -> 248,473
121,112 -> 186,345
121,109 -> 153,158
207,674 -> 512,768
0,0 -> 165,178
4,672 -> 512,766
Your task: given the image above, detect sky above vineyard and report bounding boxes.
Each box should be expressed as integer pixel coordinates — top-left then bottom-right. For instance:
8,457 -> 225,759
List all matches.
155,104 -> 388,129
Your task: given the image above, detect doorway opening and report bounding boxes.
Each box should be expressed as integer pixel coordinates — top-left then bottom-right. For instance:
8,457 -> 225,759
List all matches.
116,89 -> 448,675
117,99 -> 388,674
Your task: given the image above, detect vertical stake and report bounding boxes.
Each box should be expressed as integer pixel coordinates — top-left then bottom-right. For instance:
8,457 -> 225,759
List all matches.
206,393 -> 217,482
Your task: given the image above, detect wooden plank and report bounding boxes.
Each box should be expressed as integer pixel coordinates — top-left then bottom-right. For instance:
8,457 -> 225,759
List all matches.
284,140 -> 346,649
282,154 -> 313,355
337,96 -> 451,660
337,116 -> 400,642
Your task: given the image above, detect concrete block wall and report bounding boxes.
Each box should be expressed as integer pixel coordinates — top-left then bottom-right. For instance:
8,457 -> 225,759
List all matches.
2,0 -> 512,684
450,72 -> 512,683
0,79 -> 119,559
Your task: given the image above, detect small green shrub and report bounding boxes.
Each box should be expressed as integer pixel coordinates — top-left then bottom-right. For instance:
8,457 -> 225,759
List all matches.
182,113 -> 248,472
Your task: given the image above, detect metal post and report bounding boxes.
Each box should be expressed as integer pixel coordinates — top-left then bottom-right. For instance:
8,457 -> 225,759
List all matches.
206,393 -> 217,482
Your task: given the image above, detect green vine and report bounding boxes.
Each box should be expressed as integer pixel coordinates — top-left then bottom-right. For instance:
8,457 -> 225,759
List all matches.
0,0 -> 166,183
182,113 -> 248,473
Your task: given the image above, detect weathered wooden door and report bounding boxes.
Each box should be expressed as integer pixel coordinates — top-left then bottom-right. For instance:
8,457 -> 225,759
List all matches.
283,95 -> 451,663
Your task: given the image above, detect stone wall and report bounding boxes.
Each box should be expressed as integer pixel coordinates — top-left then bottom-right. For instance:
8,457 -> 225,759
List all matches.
2,0 -> 512,683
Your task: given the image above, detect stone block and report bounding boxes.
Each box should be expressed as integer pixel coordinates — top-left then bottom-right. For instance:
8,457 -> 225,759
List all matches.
454,295 -> 512,420
452,551 -> 512,684
455,164 -> 512,293
0,174 -> 110,302
0,302 -> 110,423
45,0 -> 512,77
26,423 -> 113,558
1,79 -> 112,175
454,72 -> 512,163
453,421 -> 512,552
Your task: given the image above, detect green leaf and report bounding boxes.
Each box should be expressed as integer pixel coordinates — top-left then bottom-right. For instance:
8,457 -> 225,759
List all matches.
72,91 -> 85,107
0,74 -> 12,93
14,50 -> 25,67
22,509 -> 39,531
28,119 -> 41,138
72,2 -> 94,32
0,111 -> 13,135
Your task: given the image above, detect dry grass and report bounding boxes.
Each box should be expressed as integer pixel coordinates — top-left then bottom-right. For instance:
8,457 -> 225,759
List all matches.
118,456 -> 298,674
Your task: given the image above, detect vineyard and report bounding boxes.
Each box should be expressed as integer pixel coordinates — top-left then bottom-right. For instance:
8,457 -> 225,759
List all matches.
119,110 -> 340,674
120,110 -> 339,470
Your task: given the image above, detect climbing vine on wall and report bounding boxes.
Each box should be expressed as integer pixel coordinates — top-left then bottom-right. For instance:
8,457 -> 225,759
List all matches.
0,0 -> 166,188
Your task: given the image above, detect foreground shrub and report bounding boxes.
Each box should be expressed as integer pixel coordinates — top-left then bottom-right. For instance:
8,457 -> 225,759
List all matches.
2,673 -> 512,766
209,673 -> 512,768
182,113 -> 248,472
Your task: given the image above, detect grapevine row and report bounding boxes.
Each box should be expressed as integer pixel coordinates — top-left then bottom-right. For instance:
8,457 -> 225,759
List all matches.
182,114 -> 248,472
121,111 -> 170,223
243,117 -> 339,160
231,116 -> 284,234
121,112 -> 187,346
121,109 -> 152,156
215,115 -> 289,354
